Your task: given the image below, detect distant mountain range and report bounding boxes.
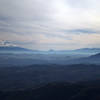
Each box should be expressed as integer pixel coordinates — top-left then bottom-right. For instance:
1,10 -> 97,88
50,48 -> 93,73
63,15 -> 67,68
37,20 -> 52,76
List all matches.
74,48 -> 100,52
0,46 -> 100,66
76,48 -> 100,50
0,46 -> 38,52
57,48 -> 100,52
48,48 -> 100,54
0,46 -> 100,54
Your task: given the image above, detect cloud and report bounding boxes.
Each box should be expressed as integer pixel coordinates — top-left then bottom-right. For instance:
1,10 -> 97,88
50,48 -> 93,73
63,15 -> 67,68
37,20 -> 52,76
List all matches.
0,0 -> 100,50
0,40 -> 16,46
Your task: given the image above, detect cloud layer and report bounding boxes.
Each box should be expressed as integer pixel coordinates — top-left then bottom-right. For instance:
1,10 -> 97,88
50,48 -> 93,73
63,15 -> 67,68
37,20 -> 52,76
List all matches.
0,0 -> 100,50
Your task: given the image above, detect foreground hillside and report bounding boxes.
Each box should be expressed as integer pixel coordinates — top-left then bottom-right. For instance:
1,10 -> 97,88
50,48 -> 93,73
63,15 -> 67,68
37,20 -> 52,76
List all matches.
0,80 -> 100,100
0,64 -> 100,91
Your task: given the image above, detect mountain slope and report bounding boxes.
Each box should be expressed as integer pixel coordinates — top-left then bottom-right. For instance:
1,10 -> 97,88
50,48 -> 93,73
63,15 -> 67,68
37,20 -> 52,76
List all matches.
0,46 -> 35,52
67,53 -> 100,65
89,53 -> 100,59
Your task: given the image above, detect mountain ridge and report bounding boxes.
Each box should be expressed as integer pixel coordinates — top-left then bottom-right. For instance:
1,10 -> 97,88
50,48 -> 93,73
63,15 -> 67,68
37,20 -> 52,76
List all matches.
0,46 -> 100,52
0,46 -> 38,52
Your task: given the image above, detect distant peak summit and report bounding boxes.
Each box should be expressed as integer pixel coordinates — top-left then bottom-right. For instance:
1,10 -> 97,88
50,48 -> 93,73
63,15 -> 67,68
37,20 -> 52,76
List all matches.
49,49 -> 55,52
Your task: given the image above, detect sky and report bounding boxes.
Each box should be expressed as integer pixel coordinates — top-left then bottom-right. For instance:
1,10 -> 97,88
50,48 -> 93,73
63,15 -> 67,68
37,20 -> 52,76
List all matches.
0,0 -> 100,50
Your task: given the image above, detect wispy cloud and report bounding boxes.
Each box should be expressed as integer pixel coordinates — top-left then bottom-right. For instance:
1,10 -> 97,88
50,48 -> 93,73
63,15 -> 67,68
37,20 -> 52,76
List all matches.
0,0 -> 100,50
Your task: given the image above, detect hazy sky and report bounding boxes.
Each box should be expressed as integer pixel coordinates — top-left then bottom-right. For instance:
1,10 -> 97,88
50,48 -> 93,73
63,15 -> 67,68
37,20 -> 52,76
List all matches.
0,0 -> 100,50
